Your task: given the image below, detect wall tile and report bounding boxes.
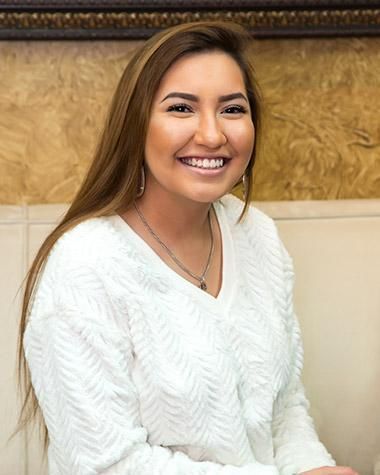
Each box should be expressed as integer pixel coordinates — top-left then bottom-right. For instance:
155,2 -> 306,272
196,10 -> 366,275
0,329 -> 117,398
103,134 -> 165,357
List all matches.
0,223 -> 26,475
0,205 -> 25,222
255,199 -> 380,220
28,223 -> 59,267
27,204 -> 68,223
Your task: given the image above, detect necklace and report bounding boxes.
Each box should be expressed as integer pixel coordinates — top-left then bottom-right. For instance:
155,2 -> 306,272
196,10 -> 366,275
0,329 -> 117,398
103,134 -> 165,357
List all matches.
133,202 -> 215,291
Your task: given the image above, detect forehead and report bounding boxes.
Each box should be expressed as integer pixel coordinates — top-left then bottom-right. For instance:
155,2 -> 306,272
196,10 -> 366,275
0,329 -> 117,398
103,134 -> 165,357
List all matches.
156,51 -> 247,96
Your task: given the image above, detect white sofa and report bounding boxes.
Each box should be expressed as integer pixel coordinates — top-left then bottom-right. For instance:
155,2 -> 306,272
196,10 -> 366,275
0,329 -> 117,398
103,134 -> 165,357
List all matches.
1,200 -> 379,475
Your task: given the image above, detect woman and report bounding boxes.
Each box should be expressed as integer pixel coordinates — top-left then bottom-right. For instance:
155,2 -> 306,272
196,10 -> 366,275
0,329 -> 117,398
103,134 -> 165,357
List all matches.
19,21 -> 357,475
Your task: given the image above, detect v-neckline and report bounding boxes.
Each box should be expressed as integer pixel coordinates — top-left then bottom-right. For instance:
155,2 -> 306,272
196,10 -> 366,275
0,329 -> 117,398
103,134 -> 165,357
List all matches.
111,199 -> 237,311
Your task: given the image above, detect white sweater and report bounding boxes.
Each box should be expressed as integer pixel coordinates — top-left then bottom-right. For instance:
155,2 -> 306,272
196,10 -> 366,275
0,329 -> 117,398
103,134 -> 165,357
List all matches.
24,194 -> 335,475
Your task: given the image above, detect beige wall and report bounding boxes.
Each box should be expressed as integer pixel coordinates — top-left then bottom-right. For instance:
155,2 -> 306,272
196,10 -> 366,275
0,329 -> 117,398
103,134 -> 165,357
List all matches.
1,200 -> 379,475
0,37 -> 380,205
272,201 -> 380,474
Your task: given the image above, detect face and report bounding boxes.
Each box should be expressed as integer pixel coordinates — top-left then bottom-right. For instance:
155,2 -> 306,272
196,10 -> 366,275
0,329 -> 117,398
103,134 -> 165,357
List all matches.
143,51 -> 255,206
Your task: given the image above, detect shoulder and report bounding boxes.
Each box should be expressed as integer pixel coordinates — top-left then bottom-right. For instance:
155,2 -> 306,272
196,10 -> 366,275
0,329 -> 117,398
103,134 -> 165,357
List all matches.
218,193 -> 280,243
29,216 -> 128,322
219,194 -> 293,280
34,216 -> 127,302
45,216 -> 122,271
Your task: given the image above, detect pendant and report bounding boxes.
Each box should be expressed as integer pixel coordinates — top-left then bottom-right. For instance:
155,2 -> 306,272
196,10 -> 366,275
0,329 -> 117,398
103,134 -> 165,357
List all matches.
200,279 -> 207,291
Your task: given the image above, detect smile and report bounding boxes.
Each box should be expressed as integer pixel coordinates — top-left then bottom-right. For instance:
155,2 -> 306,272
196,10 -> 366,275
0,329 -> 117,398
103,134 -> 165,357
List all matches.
179,157 -> 227,169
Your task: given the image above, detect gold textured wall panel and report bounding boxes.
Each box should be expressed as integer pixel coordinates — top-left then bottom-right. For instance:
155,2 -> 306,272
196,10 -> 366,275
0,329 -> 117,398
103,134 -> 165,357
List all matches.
252,38 -> 380,201
0,38 -> 379,204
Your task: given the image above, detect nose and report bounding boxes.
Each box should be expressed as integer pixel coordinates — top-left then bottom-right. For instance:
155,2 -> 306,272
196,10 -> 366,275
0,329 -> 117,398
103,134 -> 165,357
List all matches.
193,113 -> 227,149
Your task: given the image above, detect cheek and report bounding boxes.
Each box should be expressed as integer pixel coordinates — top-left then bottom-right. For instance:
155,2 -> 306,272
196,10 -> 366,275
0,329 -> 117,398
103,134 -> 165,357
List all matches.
145,117 -> 193,157
229,121 -> 255,156
145,120 -> 170,156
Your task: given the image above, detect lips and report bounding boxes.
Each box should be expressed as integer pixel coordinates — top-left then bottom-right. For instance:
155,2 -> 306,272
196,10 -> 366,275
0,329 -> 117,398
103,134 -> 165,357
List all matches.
178,156 -> 229,170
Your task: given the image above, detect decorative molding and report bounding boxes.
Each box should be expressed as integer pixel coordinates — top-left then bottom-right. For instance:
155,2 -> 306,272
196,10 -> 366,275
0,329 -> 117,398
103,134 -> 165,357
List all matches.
0,1 -> 379,39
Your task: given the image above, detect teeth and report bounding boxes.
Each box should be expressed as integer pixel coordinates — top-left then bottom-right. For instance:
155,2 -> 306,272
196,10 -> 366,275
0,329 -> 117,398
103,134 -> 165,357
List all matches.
181,157 -> 226,169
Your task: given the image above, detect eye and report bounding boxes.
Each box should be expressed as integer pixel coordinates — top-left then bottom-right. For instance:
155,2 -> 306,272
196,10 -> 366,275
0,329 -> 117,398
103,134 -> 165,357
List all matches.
167,103 -> 193,113
223,105 -> 247,114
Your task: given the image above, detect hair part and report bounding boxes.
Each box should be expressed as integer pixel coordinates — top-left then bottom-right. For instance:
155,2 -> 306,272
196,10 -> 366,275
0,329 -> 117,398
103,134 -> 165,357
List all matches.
16,21 -> 262,446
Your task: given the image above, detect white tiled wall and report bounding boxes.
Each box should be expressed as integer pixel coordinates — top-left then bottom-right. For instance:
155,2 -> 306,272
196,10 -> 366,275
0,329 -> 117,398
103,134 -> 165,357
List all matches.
1,201 -> 380,475
0,204 -> 66,475
0,207 -> 26,475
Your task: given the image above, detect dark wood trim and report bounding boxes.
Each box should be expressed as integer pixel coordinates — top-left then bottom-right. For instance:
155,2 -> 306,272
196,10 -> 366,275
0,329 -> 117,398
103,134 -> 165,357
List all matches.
0,1 -> 379,40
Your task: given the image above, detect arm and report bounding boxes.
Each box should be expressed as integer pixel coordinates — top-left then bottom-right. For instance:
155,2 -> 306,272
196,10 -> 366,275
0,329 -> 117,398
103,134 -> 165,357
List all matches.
25,258 -> 279,475
271,243 -> 335,475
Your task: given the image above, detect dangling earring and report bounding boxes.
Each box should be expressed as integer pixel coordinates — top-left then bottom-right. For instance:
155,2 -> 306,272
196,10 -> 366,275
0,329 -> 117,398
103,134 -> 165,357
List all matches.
242,172 -> 248,201
137,166 -> 145,198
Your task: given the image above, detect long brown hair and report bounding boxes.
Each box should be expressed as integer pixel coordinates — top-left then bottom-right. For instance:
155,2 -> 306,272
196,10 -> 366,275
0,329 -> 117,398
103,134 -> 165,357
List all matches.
17,21 -> 262,444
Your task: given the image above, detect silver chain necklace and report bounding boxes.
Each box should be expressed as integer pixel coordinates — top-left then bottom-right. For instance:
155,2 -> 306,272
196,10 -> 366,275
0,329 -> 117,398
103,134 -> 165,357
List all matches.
133,202 -> 215,291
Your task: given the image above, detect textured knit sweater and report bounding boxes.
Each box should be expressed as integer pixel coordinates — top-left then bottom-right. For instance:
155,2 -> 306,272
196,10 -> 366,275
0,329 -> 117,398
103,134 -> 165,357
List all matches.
24,194 -> 335,475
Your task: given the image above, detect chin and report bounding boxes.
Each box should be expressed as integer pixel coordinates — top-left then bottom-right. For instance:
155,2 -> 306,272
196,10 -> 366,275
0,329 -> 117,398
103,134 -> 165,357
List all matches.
183,190 -> 229,205
170,180 -> 235,205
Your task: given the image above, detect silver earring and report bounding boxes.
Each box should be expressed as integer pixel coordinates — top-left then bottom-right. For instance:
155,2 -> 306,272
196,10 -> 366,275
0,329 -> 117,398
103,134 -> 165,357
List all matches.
242,173 -> 248,200
137,166 -> 145,198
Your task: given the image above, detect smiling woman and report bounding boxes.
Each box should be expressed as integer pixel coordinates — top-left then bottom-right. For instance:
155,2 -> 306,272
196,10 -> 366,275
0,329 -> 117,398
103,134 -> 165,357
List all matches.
17,21 -> 358,475
125,50 -> 256,296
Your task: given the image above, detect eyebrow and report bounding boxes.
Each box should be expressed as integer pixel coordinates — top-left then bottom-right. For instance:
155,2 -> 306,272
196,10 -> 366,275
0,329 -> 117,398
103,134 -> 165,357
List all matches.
160,92 -> 248,103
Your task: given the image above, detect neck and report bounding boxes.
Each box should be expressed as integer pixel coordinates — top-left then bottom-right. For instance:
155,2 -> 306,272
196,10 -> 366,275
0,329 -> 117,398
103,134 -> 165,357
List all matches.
135,192 -> 212,243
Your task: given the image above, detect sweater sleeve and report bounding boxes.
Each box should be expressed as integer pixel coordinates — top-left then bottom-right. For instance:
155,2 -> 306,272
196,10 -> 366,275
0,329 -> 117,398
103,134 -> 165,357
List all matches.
24,250 -> 279,475
271,242 -> 336,475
